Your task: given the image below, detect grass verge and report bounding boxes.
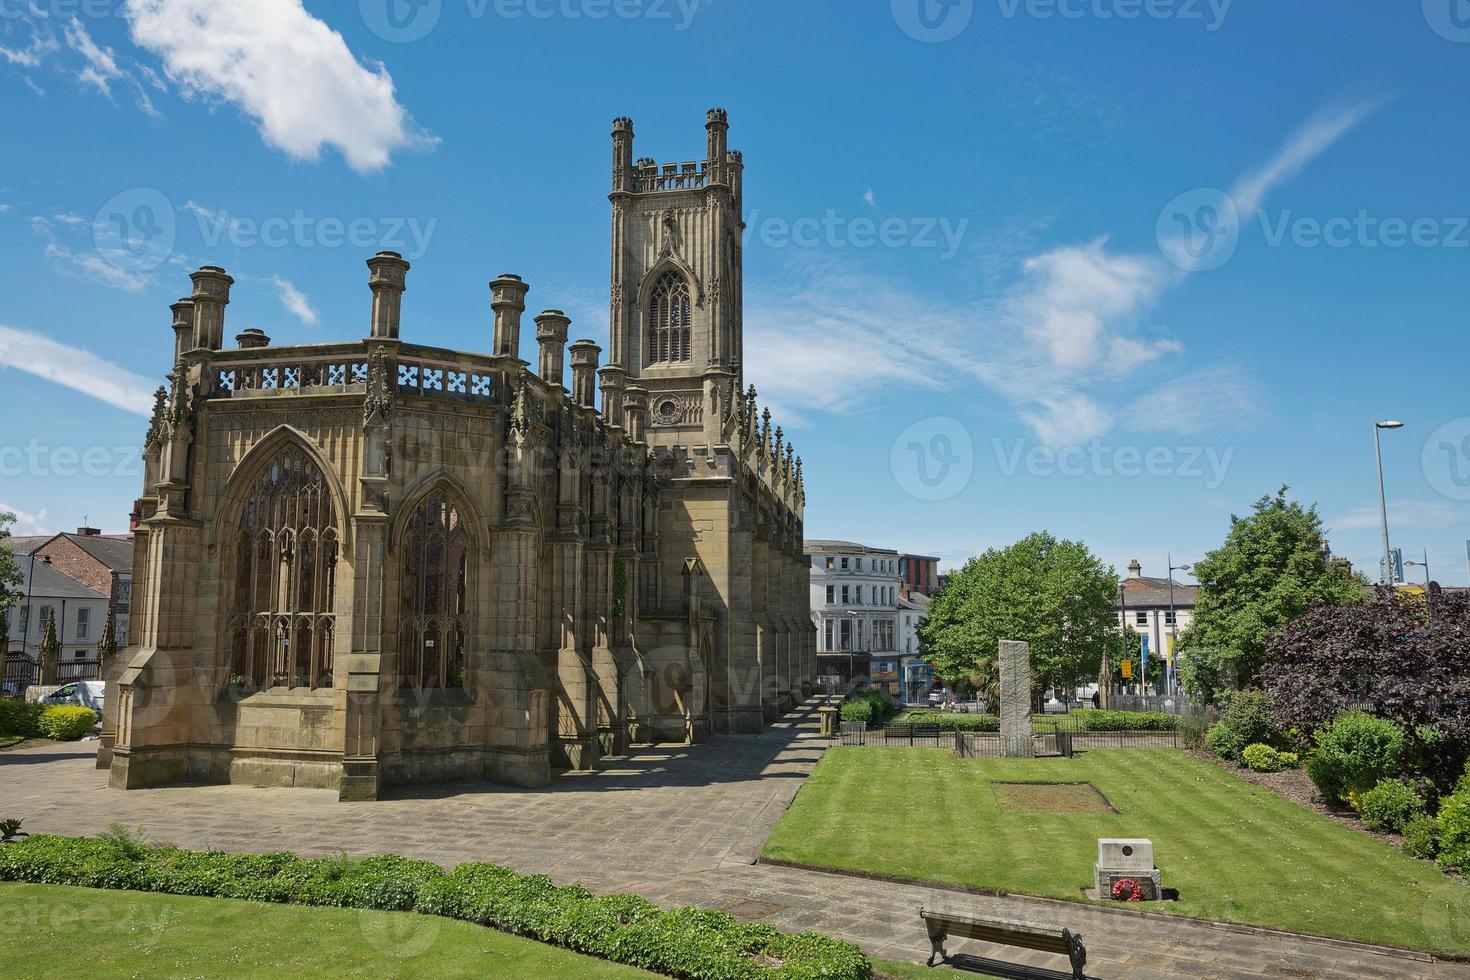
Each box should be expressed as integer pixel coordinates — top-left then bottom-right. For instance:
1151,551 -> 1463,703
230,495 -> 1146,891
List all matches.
762,747 -> 1470,955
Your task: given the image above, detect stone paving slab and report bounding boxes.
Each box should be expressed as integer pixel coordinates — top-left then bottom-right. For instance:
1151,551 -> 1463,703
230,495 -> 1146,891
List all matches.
1,703 -> 1465,979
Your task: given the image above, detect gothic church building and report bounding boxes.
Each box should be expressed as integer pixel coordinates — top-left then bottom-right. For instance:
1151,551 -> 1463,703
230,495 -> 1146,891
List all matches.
99,111 -> 815,800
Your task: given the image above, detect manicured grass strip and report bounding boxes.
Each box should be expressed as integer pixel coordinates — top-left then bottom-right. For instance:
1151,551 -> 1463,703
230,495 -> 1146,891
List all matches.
1,881 -> 652,978
0,835 -> 871,979
0,735 -> 23,749
763,748 -> 1470,955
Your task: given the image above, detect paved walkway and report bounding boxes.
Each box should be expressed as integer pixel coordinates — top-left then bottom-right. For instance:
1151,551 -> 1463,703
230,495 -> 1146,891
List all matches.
1,702 -> 1464,979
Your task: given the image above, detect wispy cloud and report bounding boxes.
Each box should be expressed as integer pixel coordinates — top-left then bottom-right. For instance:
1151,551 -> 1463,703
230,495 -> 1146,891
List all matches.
745,97 -> 1380,447
0,502 -> 52,537
124,0 -> 437,172
1327,499 -> 1470,533
0,324 -> 156,416
31,217 -> 154,293
0,17 -> 58,69
271,276 -> 319,327
62,16 -> 160,117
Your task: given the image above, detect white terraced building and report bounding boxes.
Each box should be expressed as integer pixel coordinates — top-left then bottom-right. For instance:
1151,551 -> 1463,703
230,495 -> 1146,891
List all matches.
807,540 -> 901,691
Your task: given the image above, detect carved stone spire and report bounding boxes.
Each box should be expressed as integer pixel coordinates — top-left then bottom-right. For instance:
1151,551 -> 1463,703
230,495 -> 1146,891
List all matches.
144,385 -> 168,448
363,347 -> 394,428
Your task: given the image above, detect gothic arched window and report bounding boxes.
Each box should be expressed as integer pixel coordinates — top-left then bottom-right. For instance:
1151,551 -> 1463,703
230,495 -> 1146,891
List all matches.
227,444 -> 339,690
647,271 -> 692,364
398,492 -> 470,690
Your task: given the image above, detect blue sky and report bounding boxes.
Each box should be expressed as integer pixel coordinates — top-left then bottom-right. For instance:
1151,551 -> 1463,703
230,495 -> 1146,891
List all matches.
1,0 -> 1467,585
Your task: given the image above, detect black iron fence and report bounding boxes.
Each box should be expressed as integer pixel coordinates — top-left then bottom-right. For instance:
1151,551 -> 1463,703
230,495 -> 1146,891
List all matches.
832,722 -> 1178,756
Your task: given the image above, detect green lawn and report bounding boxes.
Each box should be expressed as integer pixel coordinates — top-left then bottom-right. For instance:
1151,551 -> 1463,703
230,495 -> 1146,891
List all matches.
1,882 -> 655,978
0,735 -> 23,749
763,748 -> 1470,955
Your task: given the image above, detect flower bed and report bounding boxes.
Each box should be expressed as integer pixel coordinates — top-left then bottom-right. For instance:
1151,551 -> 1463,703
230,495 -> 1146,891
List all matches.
0,833 -> 871,980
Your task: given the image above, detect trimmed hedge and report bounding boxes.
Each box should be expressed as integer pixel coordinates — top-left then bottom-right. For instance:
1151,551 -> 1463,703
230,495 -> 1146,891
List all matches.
1358,779 -> 1424,833
37,705 -> 97,741
1439,773 -> 1470,874
888,710 -> 998,732
0,699 -> 43,738
1064,710 -> 1177,733
840,690 -> 895,726
1204,691 -> 1281,763
0,833 -> 871,980
1306,712 -> 1407,806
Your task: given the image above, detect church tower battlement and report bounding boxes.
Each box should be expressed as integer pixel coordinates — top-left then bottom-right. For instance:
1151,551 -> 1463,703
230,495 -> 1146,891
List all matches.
605,110 -> 746,453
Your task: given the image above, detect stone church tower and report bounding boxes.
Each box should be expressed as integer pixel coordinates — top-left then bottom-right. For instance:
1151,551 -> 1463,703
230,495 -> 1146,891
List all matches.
96,110 -> 812,800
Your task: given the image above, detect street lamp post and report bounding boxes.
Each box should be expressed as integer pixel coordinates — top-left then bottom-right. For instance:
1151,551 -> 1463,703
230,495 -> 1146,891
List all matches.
1374,421 -> 1404,586
1167,555 -> 1192,700
846,610 -> 861,691
1405,552 -> 1434,625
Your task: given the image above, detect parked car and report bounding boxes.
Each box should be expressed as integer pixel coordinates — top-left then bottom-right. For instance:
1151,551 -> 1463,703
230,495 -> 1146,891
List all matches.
39,681 -> 105,718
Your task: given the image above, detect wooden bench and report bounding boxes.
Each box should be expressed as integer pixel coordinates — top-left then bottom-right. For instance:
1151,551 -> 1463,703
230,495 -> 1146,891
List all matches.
920,908 -> 1087,979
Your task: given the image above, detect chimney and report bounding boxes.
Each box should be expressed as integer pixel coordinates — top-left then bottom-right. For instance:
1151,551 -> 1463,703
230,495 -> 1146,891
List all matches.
170,299 -> 195,360
534,310 -> 570,387
189,266 -> 234,351
1127,560 -> 1142,580
367,251 -> 411,339
236,329 -> 271,349
623,385 -> 648,442
568,339 -> 601,408
76,527 -> 101,536
489,274 -> 530,359
598,365 -> 626,426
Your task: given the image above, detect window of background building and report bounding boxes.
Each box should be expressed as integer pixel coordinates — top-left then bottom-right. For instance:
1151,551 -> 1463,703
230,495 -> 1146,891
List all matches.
825,557 -> 834,569
76,607 -> 89,640
39,606 -> 53,633
1135,611 -> 1148,626
1165,611 -> 1177,626
840,557 -> 849,569
19,606 -> 29,634
841,585 -> 850,604
824,619 -> 833,650
117,578 -> 132,604
825,585 -> 834,604
840,619 -> 852,650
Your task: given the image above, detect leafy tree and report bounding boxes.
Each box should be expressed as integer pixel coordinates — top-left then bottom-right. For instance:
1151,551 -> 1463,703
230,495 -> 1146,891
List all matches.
1177,487 -> 1364,702
0,513 -> 23,629
918,531 -> 1118,701
1263,588 -> 1470,791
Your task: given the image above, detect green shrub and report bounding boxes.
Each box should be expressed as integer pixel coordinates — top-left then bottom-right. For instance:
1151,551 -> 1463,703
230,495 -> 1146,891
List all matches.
1358,779 -> 1425,833
1404,814 -> 1441,859
1438,775 -> 1470,874
1178,713 -> 1213,750
1066,710 -> 1177,732
37,705 -> 97,741
887,710 -> 998,732
1306,712 -> 1407,806
1203,690 -> 1280,763
0,834 -> 872,979
1241,743 -> 1298,773
840,689 -> 895,726
0,699 -> 42,738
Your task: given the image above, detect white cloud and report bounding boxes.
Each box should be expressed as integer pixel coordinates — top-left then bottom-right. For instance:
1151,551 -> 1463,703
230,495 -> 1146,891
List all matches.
271,276 -> 319,327
1328,500 -> 1469,533
63,17 -> 124,96
124,0 -> 437,172
0,503 -> 52,537
742,98 -> 1378,447
0,204 -> 11,215
0,18 -> 58,68
0,324 -> 157,416
1230,99 -> 1386,215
